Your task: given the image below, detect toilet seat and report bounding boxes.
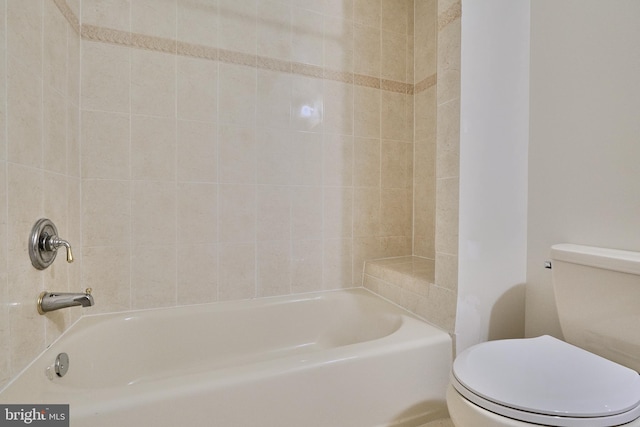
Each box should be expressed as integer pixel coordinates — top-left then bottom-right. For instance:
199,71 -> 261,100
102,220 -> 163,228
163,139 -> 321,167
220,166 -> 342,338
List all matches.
452,336 -> 640,427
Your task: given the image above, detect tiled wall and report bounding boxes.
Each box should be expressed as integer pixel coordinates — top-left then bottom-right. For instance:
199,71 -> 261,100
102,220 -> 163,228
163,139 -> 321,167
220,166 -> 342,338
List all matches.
0,0 -> 461,386
433,0 -> 461,332
0,0 -> 82,385
77,0 -> 416,313
414,0 -> 437,259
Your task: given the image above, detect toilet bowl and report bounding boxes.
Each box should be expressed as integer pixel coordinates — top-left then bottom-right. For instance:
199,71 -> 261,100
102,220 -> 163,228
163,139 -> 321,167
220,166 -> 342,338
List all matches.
447,244 -> 640,427
447,335 -> 640,427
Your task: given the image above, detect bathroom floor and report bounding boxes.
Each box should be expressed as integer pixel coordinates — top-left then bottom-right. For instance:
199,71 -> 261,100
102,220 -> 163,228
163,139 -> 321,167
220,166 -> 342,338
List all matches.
418,418 -> 454,427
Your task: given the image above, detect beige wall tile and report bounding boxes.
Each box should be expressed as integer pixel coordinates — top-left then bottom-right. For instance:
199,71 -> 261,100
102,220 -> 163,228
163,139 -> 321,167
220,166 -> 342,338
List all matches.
435,177 -> 458,255
67,103 -> 80,177
381,30 -> 407,82
258,1 -> 291,61
293,0 -> 323,13
0,164 -> 8,305
436,98 -> 460,179
132,246 -> 177,309
177,244 -> 218,304
291,75 -> 324,132
0,252 -> 8,385
42,173 -> 68,242
415,86 -> 437,137
291,131 -> 323,186
82,179 -> 130,247
406,34 -> 414,84
43,86 -> 67,175
218,126 -> 256,184
81,110 -> 130,179
324,0 -> 354,20
291,239 -> 323,293
437,16 -> 461,104
324,15 -> 354,72
291,186 -> 323,240
414,183 -> 435,258
81,41 -> 130,113
381,91 -> 411,141
8,303 -> 44,379
353,137 -> 380,187
0,0 -> 6,49
132,181 -> 177,246
44,0 -> 68,95
257,185 -> 291,241
352,237 -> 384,285
219,63 -> 257,126
435,252 -> 457,292
218,184 -> 256,242
323,80 -> 354,135
7,163 -> 43,303
7,58 -> 42,168
354,0 -> 380,27
354,86 -> 380,138
177,0 -> 217,46
354,24 -> 380,77
131,50 -> 176,117
323,133 -> 353,187
218,242 -> 256,300
381,188 -> 412,237
292,8 -> 323,66
414,0 -> 437,81
257,69 -> 292,129
177,56 -> 218,122
257,240 -> 291,296
177,183 -> 217,244
422,283 -> 456,332
324,186 -> 353,238
131,0 -> 176,39
353,187 -> 380,237
257,128 -> 292,185
177,120 -> 217,183
83,246 -> 131,313
382,0 -> 410,34
218,0 -> 257,54
82,0 -> 131,31
131,115 -> 176,181
7,0 -> 42,72
0,48 -> 5,162
382,140 -> 412,189
323,238 -> 353,289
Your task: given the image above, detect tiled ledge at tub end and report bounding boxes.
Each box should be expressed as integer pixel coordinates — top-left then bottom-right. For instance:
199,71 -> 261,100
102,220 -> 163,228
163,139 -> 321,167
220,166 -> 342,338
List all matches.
363,255 -> 435,313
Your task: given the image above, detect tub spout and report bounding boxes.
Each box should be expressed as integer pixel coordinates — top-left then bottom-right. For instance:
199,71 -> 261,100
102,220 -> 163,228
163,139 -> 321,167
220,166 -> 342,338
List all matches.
38,288 -> 94,314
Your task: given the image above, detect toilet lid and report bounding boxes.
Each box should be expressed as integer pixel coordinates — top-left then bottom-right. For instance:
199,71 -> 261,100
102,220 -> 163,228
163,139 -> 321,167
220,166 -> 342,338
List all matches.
453,336 -> 640,425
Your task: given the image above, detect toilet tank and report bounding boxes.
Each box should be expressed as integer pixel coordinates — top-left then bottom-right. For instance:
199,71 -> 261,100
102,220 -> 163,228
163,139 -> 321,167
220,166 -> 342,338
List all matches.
551,243 -> 640,372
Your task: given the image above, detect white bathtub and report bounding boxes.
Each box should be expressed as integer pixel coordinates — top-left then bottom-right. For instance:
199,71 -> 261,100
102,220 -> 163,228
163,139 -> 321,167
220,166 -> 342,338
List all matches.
1,289 -> 452,427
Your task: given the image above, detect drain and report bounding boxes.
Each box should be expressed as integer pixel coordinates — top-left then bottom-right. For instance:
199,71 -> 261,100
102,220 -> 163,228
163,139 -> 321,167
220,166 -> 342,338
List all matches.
55,353 -> 69,377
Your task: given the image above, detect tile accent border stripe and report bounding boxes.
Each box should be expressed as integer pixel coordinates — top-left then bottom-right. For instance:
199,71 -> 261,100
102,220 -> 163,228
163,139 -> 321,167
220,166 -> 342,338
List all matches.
415,74 -> 437,94
53,0 -> 79,34
54,0 -> 435,95
438,1 -> 462,31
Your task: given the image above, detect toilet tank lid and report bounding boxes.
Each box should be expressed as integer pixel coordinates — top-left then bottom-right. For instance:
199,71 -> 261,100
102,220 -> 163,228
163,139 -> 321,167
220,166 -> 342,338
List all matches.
551,243 -> 640,275
453,336 -> 640,418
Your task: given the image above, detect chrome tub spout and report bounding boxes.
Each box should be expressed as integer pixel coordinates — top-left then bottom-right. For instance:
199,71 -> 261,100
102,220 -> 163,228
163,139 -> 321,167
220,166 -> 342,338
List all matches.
38,288 -> 94,314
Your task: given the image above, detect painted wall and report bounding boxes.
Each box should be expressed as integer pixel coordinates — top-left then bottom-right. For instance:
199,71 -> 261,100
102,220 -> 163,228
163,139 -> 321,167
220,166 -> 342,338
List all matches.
456,0 -> 529,353
527,0 -> 640,337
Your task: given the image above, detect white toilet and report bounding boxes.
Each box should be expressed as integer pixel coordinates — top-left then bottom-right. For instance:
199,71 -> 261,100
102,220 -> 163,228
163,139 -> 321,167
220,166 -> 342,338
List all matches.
447,243 -> 640,427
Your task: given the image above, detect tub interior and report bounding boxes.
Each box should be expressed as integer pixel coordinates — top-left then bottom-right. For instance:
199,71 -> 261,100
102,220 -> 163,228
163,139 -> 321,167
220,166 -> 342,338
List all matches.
52,290 -> 403,388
